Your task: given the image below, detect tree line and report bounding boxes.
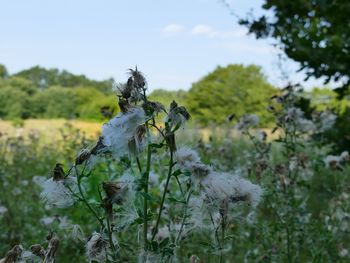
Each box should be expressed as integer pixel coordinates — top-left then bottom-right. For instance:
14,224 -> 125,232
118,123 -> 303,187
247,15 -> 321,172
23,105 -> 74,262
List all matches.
0,64 -> 346,126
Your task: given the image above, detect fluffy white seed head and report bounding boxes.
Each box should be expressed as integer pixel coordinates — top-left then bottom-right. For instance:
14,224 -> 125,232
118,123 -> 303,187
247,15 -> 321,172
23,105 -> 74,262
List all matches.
236,114 -> 260,130
86,232 -> 108,263
201,172 -> 263,208
40,177 -> 77,208
102,107 -> 145,157
319,110 -> 337,132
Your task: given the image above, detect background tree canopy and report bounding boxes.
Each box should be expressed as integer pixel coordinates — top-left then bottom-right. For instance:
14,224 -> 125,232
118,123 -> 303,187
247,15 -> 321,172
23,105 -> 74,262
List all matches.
239,0 -> 350,96
1,63 -> 346,130
186,64 -> 276,125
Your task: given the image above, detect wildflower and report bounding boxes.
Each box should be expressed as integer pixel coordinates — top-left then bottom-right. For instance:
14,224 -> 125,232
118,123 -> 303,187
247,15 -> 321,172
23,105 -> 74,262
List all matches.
149,171 -> 159,186
20,250 -> 37,262
0,205 -> 7,215
142,100 -> 165,115
176,147 -> 201,165
30,244 -> 45,259
284,107 -> 316,133
255,130 -> 267,141
69,224 -> 85,242
75,148 -> 91,165
340,151 -> 349,162
154,225 -> 170,242
339,248 -> 348,258
138,250 -> 161,263
235,114 -> 260,130
318,110 -> 337,132
190,255 -> 200,263
128,124 -> 147,155
0,245 -> 23,263
43,236 -> 59,263
103,181 -> 128,205
176,147 -> 211,178
324,155 -> 339,169
102,107 -> 146,157
201,172 -> 263,208
40,164 -> 77,208
86,232 -> 108,263
324,151 -> 349,169
103,172 -> 136,206
167,100 -> 191,130
114,67 -> 147,104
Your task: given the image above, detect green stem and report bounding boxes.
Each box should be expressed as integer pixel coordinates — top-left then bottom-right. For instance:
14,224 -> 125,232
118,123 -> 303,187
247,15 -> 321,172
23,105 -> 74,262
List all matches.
74,166 -> 104,227
151,150 -> 174,241
143,144 -> 152,249
175,190 -> 192,244
106,212 -> 118,262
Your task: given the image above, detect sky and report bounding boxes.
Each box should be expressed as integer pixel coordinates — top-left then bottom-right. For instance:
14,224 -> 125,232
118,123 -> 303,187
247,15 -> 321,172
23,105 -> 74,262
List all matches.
0,0 -> 326,91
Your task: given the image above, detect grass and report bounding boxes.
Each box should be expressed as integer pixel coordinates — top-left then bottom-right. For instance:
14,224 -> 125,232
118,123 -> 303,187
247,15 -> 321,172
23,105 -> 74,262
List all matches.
0,119 -> 102,139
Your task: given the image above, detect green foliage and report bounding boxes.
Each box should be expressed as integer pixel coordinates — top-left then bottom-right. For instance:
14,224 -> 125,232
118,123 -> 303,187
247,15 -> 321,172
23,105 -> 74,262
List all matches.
305,88 -> 350,151
148,89 -> 187,108
186,64 -> 276,125
0,64 -> 8,79
0,67 -> 118,120
14,66 -> 114,94
239,0 -> 350,95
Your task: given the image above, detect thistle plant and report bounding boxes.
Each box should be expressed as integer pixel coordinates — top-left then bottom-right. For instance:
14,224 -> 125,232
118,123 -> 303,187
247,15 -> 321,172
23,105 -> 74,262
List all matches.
1,68 -> 261,263
234,84 -> 345,262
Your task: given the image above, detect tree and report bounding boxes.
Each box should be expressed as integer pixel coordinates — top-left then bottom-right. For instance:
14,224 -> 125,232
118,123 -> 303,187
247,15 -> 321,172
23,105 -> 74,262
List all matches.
0,64 -> 8,79
186,64 -> 276,125
14,66 -> 114,94
148,89 -> 187,108
239,0 -> 350,95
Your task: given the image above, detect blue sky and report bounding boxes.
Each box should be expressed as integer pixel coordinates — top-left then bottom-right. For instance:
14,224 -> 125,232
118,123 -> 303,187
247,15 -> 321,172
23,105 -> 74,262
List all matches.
0,0 -> 325,90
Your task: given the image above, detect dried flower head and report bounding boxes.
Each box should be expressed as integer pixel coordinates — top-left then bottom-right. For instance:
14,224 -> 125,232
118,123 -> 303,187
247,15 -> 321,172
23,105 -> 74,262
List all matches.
167,100 -> 191,129
236,114 -> 260,130
103,181 -> 128,205
102,107 -> 146,157
75,148 -> 91,165
41,171 -> 77,208
1,245 -> 23,263
201,172 -> 263,208
86,232 -> 108,263
30,244 -> 45,259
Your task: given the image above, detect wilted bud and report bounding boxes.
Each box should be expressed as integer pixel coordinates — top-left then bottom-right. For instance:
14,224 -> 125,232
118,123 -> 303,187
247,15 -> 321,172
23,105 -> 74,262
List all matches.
2,245 -> 23,263
103,181 -> 128,205
90,137 -> 106,155
52,164 -> 65,181
176,106 -> 191,120
165,132 -> 176,152
44,237 -> 59,263
129,67 -> 146,90
86,232 -> 108,263
227,114 -> 235,122
189,255 -> 200,263
118,98 -> 131,113
75,149 -> 91,165
30,244 -> 45,259
142,101 -> 165,115
100,106 -> 114,119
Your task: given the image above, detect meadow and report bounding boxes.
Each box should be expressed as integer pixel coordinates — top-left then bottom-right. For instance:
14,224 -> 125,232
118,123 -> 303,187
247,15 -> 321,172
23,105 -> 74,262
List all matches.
0,70 -> 349,263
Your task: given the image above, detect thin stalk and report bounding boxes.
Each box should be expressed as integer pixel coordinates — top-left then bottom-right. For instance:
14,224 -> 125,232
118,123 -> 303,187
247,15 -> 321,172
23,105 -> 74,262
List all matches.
175,190 -> 192,244
143,144 -> 152,248
151,150 -> 174,240
106,212 -> 118,262
74,166 -> 104,227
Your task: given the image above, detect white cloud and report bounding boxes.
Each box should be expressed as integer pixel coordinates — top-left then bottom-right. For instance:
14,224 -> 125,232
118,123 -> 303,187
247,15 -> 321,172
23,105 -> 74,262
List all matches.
191,24 -> 216,37
162,24 -> 184,35
191,24 -> 246,39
